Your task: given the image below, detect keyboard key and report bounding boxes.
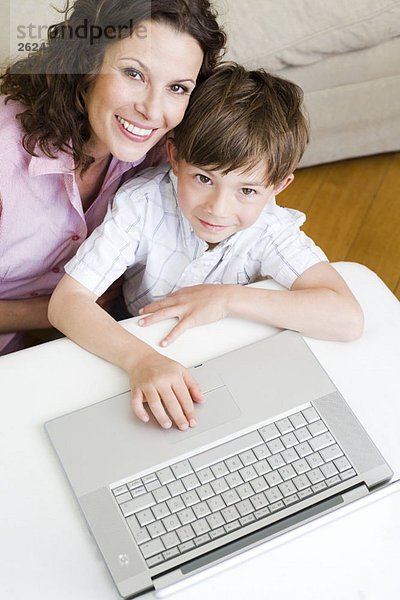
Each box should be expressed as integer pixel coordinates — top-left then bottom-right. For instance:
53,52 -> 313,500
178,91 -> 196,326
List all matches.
192,518 -> 211,536
307,468 -> 324,484
284,494 -> 299,506
116,491 -> 132,504
167,480 -> 185,497
320,444 -> 343,462
293,474 -> 310,491
251,493 -> 268,510
334,456 -> 352,472
306,452 -> 324,469
141,538 -> 165,559
278,481 -> 297,497
146,480 -> 161,492
281,448 -> 299,463
197,467 -> 214,484
182,474 -> 200,491
177,507 -> 196,525
236,482 -> 254,500
113,484 -> 128,496
167,496 -> 185,513
225,456 -> 243,473
163,547 -> 180,560
280,432 -> 298,448
157,467 -> 175,485
137,508 -> 155,527
179,540 -> 195,552
193,502 -> 211,519
254,459 -> 271,476
307,420 -> 328,436
240,514 -> 256,526
212,461 -> 230,477
147,521 -> 166,538
197,483 -> 214,501
171,460 -> 193,479
147,553 -> 164,567
267,454 -> 285,470
206,512 -> 225,529
294,441 -> 313,457
225,520 -> 242,532
127,479 -> 142,491
181,490 -> 200,506
254,507 -> 270,520
222,489 -> 240,506
225,471 -> 244,488
312,482 -> 327,493
142,473 -> 157,485
162,514 -> 181,532
276,418 -> 294,434
250,475 -> 268,493
176,525 -> 195,543
194,533 -> 211,546
209,527 -> 225,539
221,505 -> 240,523
259,423 -> 280,441
302,407 -> 320,423
127,523 -> 150,545
341,468 -> 357,481
289,412 -> 307,429
239,449 -> 257,465
265,487 -> 283,503
267,439 -> 285,454
131,486 -> 146,498
207,495 -> 226,512
294,427 -> 312,443
326,475 -> 341,487
298,488 -> 313,499
292,458 -> 309,475
265,471 -> 283,487
239,465 -> 258,482
269,500 -> 285,512
161,531 -> 180,549
321,462 -> 339,478
120,492 -> 155,516
236,499 -> 253,516
278,465 -> 296,481
211,478 -> 229,495
253,444 -> 271,460
152,486 -> 171,503
309,432 -> 336,452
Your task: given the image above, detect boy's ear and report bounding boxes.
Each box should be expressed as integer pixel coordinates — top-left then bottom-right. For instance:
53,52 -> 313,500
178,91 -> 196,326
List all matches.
273,174 -> 294,196
166,138 -> 179,175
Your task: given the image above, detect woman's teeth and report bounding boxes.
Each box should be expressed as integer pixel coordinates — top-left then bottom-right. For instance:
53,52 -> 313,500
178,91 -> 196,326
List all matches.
116,116 -> 153,137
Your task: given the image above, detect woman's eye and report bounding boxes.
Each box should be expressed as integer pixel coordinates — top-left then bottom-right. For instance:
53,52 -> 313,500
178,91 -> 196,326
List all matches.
124,68 -> 142,81
241,187 -> 256,196
169,84 -> 188,94
196,174 -> 212,184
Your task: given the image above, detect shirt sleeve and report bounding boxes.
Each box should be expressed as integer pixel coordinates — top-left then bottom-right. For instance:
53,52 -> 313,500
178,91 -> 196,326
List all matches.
259,205 -> 328,289
65,186 -> 146,296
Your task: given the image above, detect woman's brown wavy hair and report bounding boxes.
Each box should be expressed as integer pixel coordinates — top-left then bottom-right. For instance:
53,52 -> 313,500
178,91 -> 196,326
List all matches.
0,0 -> 226,172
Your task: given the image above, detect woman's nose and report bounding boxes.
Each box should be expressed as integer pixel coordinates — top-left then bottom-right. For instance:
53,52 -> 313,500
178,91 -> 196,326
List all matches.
134,86 -> 162,123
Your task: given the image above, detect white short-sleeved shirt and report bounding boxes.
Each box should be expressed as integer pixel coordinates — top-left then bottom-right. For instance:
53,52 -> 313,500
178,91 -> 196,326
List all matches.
66,163 -> 328,315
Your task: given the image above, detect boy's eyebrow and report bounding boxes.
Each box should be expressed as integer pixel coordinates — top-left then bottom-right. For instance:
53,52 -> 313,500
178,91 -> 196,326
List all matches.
118,57 -> 196,84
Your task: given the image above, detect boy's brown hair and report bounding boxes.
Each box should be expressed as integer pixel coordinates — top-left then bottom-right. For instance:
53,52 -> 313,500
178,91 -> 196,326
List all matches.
173,62 -> 309,186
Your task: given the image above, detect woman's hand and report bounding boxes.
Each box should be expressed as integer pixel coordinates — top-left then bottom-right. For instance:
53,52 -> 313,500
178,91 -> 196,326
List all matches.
138,284 -> 234,346
129,352 -> 205,430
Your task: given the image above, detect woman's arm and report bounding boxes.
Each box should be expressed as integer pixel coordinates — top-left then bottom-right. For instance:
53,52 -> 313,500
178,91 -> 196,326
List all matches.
48,274 -> 203,430
0,297 -> 52,333
138,262 -> 364,344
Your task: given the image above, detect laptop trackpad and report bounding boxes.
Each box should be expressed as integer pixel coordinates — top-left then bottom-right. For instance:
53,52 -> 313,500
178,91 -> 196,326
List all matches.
164,386 -> 242,444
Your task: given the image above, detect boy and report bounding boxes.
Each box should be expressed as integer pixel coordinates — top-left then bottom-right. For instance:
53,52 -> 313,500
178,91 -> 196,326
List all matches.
49,63 -> 363,432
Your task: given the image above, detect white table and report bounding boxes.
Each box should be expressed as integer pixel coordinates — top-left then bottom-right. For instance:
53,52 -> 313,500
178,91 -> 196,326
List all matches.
1,262 -> 399,600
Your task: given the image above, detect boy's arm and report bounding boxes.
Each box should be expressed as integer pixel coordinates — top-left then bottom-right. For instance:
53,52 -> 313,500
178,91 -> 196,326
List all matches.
48,274 -> 204,430
138,262 -> 364,344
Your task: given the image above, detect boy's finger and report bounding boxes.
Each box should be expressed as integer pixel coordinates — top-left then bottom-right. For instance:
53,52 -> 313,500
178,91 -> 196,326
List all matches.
130,388 -> 149,423
158,385 -> 190,431
172,379 -> 198,428
145,389 -> 172,429
160,317 -> 192,347
183,370 -> 205,404
138,307 -> 179,327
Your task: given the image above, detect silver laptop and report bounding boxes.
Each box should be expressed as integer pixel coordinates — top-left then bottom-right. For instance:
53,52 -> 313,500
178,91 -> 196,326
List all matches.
45,330 -> 393,598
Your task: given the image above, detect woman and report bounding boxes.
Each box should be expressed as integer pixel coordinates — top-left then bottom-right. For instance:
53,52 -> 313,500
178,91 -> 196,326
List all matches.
0,0 -> 225,355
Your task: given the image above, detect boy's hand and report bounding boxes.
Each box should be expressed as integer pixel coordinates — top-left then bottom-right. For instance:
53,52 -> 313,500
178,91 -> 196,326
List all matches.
129,352 -> 205,430
138,284 -> 233,346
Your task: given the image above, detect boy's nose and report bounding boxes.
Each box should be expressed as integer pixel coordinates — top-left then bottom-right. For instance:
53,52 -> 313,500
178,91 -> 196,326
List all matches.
204,191 -> 230,217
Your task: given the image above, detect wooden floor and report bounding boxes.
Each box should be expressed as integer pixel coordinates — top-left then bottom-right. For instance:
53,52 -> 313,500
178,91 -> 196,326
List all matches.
278,152 -> 400,300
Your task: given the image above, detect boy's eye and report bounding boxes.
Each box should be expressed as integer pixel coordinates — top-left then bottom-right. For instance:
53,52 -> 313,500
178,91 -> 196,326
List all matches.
241,187 -> 256,196
196,174 -> 212,185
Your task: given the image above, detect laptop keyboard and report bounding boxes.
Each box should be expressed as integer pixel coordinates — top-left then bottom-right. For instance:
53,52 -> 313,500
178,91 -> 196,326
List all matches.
112,405 -> 357,567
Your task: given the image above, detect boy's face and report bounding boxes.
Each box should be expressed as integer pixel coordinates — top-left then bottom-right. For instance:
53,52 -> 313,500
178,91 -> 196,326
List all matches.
167,140 -> 294,245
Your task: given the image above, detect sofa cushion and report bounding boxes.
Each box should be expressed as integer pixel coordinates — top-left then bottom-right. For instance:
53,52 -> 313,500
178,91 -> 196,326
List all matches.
216,0 -> 400,70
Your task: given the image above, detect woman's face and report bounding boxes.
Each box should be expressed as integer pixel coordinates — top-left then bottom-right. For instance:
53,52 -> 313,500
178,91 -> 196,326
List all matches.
86,20 -> 204,162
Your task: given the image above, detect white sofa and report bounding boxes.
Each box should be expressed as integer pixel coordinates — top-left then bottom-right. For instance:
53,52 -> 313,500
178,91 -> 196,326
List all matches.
2,0 -> 400,167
